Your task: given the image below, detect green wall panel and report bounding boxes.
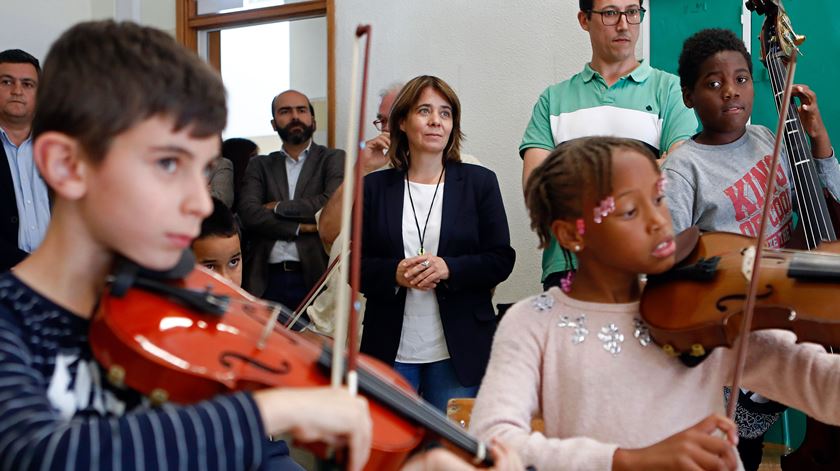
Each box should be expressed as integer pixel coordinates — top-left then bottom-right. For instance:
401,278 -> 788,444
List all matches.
650,0 -> 838,147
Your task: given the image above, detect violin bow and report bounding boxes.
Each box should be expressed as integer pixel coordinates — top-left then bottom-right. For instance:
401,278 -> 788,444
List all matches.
725,49 -> 798,418
331,24 -> 372,395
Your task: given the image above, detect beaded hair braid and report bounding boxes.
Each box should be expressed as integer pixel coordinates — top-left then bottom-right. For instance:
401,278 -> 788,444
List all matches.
525,136 -> 658,249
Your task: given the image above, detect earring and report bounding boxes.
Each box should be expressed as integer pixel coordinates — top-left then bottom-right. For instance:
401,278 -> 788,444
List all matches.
573,244 -> 581,252
656,176 -> 668,196
560,270 -> 575,293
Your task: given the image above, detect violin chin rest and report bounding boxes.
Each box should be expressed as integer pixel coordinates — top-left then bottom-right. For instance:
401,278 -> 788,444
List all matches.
674,226 -> 701,264
114,249 -> 196,283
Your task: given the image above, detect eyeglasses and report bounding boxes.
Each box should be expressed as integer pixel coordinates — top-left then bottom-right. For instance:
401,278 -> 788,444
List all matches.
589,7 -> 646,26
373,118 -> 388,132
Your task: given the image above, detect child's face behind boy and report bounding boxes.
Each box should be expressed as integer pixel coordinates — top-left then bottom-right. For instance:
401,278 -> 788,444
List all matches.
683,50 -> 754,146
76,116 -> 219,270
192,233 -> 243,287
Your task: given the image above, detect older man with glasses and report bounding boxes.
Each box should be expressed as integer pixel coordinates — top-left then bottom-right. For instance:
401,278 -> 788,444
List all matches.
519,0 -> 699,292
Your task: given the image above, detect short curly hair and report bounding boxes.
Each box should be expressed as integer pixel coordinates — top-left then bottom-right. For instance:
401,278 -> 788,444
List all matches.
678,28 -> 752,90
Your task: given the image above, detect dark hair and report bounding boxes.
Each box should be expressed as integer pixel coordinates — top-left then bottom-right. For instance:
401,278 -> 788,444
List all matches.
387,75 -> 463,170
579,0 -> 644,16
525,136 -> 658,248
0,49 -> 41,75
198,197 -> 240,241
222,137 -> 258,202
271,91 -> 315,117
32,20 -> 226,164
678,28 -> 752,90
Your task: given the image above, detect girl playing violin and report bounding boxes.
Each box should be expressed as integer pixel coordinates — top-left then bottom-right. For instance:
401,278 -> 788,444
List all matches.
470,136 -> 840,470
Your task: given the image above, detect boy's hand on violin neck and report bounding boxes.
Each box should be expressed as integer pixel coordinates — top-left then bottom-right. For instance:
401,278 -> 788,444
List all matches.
792,84 -> 833,158
253,387 -> 372,471
612,414 -> 739,471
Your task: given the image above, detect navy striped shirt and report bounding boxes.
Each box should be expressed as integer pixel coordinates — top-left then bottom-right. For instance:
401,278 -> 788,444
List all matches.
0,273 -> 274,470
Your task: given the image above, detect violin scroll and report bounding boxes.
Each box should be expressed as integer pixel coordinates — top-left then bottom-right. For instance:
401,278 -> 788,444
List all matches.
746,0 -> 805,62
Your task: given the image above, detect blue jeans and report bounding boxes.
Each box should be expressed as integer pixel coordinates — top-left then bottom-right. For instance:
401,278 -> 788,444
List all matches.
393,359 -> 478,413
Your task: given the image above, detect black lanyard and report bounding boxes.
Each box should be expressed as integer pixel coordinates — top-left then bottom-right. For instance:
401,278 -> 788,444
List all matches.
405,167 -> 445,255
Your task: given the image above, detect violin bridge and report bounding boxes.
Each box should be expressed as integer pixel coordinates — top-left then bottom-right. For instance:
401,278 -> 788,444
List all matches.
741,246 -> 757,281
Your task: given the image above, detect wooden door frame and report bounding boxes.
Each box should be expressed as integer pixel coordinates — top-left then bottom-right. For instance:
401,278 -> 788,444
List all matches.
176,0 -> 335,147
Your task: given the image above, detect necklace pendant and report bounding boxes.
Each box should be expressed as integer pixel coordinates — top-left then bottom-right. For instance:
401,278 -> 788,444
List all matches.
417,248 -> 425,255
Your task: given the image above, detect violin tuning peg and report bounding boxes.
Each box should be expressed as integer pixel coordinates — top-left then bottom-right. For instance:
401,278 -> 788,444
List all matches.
149,388 -> 170,406
107,365 -> 126,387
662,344 -> 678,357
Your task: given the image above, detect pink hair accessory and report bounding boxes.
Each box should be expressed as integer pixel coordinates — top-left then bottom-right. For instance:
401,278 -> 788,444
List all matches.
656,176 -> 668,196
560,270 -> 575,293
576,218 -> 586,235
592,196 -> 615,224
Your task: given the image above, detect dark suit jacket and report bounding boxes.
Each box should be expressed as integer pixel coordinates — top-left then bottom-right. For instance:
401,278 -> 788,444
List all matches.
0,144 -> 27,272
360,162 -> 515,387
238,142 -> 344,297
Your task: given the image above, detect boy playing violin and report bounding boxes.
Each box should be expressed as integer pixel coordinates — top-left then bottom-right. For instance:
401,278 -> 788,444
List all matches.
661,28 -> 840,469
0,20 -> 372,471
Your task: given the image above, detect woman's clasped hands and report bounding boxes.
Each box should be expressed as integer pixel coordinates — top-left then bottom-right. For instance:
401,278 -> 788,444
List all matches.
396,255 -> 450,290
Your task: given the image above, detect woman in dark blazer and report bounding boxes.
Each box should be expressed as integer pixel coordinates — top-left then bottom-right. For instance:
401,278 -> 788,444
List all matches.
360,75 -> 515,412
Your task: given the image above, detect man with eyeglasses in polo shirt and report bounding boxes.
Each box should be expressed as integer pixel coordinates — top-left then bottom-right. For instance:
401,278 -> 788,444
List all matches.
520,0 -> 699,292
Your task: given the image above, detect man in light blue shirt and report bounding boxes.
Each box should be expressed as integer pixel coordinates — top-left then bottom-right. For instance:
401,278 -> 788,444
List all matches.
0,49 -> 50,272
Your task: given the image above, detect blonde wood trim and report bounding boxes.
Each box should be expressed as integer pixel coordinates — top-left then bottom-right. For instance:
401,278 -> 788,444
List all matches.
207,31 -> 221,73
327,0 -> 335,148
187,2 -> 325,30
176,0 -> 197,50
176,0 -> 332,145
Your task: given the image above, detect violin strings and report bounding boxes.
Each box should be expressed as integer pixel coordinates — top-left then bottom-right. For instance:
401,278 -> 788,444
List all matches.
767,45 -> 832,248
767,47 -> 813,247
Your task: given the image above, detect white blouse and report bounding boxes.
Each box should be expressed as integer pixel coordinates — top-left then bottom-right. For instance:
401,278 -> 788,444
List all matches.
397,179 -> 449,363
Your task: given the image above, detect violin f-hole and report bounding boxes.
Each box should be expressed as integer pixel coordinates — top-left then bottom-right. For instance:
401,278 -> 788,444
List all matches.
715,284 -> 775,312
219,352 -> 292,375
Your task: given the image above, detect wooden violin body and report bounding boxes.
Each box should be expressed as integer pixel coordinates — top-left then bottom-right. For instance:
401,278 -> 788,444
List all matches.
90,266 -> 491,470
641,231 -> 840,357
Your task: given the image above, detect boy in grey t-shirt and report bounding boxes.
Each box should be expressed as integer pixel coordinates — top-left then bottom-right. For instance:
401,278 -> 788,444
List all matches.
661,28 -> 839,470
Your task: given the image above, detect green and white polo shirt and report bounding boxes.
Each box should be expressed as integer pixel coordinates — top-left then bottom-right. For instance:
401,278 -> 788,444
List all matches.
520,61 -> 698,280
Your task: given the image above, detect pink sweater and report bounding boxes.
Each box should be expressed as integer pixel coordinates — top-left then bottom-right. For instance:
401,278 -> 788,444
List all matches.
470,288 -> 840,470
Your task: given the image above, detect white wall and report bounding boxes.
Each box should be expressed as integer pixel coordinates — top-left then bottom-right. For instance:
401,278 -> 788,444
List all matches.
335,0 -> 626,304
1,0 -> 647,305
0,0 -> 175,62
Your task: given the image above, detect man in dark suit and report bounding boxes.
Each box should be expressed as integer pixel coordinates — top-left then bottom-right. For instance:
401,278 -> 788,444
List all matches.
238,90 -> 344,312
0,49 -> 49,272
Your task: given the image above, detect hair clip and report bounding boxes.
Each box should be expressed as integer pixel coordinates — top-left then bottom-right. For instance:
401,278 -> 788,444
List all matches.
592,196 -> 615,224
560,270 -> 575,293
576,218 -> 586,236
656,176 -> 667,196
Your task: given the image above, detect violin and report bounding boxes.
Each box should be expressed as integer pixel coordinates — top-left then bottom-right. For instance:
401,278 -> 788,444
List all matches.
89,260 -> 495,470
640,230 -> 840,358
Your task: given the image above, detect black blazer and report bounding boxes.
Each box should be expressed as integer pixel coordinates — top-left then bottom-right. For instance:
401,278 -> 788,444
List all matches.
238,142 -> 344,297
0,144 -> 26,272
360,161 -> 515,387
